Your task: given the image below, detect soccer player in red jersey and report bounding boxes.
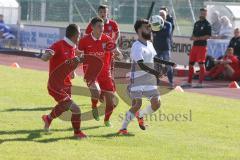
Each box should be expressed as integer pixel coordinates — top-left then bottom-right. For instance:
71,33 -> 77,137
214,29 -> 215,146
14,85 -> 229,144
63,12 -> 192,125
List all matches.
85,5 -> 120,114
206,48 -> 240,80
85,5 -> 120,42
79,17 -> 122,127
40,24 -> 87,139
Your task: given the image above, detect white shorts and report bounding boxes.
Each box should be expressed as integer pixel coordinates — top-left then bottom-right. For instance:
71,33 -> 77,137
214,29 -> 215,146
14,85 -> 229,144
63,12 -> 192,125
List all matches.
129,85 -> 160,100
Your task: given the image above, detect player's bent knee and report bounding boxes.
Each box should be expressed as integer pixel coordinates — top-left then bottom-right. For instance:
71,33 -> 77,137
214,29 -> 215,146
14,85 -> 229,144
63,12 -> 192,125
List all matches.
69,101 -> 81,114
59,99 -> 73,111
132,98 -> 142,110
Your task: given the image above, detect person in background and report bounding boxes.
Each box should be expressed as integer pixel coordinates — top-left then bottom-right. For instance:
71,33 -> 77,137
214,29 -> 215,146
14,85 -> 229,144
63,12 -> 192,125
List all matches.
160,6 -> 174,48
228,28 -> 240,59
182,8 -> 212,88
205,48 -> 240,81
160,7 -> 175,34
211,16 -> 233,39
0,14 -> 15,39
152,11 -> 173,88
218,16 -> 233,39
210,11 -> 221,36
85,5 -> 120,43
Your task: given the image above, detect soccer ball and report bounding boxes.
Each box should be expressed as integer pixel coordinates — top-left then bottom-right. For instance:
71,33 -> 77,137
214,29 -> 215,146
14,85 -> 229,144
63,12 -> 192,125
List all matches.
150,15 -> 164,31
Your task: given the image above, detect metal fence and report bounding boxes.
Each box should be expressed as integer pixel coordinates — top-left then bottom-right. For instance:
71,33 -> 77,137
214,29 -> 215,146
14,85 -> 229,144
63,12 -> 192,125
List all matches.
16,0 -> 240,36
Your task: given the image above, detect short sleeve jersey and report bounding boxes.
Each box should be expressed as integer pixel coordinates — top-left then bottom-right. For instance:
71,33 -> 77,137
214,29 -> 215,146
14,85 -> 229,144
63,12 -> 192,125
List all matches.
78,33 -> 113,76
192,19 -> 212,46
47,38 -> 76,85
130,40 -> 157,79
85,19 -> 119,40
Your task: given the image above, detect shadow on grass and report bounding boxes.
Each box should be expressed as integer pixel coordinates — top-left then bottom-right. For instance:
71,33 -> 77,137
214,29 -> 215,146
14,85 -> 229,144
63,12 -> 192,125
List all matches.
0,125 -> 103,144
1,104 -> 90,112
89,132 -> 135,139
1,107 -> 52,112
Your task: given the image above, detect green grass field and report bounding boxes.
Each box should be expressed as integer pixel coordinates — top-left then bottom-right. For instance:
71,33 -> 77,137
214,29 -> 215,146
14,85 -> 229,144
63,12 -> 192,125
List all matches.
0,65 -> 240,160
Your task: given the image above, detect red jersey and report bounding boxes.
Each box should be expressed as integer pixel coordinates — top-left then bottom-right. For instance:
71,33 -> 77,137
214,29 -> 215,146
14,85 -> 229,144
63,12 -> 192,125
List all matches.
78,33 -> 113,76
47,37 -> 76,85
223,55 -> 240,71
85,19 -> 119,40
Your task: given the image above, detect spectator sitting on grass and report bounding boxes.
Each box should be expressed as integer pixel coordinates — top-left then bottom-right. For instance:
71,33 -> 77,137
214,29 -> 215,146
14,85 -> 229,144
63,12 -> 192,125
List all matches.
205,48 -> 240,81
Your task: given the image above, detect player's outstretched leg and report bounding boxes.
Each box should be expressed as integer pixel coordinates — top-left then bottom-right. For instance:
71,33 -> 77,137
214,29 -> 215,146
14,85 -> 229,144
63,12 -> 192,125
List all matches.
42,100 -> 72,132
42,99 -> 86,139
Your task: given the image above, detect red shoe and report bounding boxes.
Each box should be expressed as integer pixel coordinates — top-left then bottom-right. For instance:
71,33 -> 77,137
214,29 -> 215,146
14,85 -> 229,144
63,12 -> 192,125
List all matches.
117,129 -> 129,135
41,115 -> 52,132
135,111 -> 146,130
74,131 -> 87,139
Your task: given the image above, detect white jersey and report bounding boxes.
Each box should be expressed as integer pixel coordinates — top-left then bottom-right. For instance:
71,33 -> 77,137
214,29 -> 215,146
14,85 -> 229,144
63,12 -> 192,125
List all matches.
130,40 -> 157,78
130,40 -> 158,92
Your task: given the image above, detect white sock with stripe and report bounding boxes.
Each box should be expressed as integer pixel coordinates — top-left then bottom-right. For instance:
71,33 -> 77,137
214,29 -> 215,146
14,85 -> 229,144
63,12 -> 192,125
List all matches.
121,111 -> 135,130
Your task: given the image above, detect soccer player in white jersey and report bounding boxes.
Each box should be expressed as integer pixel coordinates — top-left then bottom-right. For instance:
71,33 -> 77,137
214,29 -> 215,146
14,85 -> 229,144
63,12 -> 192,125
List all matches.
118,19 -> 162,134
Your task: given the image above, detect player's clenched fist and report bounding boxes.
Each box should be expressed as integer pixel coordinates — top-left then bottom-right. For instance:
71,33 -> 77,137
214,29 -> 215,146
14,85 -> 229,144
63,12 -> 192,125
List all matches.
41,50 -> 54,61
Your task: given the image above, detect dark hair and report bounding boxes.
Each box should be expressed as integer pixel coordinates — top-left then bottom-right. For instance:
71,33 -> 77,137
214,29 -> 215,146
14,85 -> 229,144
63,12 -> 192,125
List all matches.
91,17 -> 104,26
134,19 -> 149,33
98,5 -> 108,11
66,24 -> 80,38
160,6 -> 168,12
200,8 -> 207,12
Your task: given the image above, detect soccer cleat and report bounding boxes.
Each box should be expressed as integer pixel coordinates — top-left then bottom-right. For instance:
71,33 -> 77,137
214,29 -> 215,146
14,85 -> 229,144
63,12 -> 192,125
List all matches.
41,115 -> 52,132
181,82 -> 192,88
104,120 -> 112,127
74,131 -> 87,139
135,111 -> 146,130
92,108 -> 100,121
117,129 -> 129,135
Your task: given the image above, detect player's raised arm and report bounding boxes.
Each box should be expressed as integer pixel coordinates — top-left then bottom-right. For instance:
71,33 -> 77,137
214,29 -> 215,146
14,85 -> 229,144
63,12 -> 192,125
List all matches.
154,56 -> 176,67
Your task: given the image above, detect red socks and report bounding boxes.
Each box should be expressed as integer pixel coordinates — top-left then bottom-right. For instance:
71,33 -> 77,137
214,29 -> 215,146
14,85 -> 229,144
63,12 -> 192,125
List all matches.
71,113 -> 81,134
49,100 -> 81,134
188,66 -> 194,83
199,65 -> 206,83
91,98 -> 98,109
104,105 -> 114,121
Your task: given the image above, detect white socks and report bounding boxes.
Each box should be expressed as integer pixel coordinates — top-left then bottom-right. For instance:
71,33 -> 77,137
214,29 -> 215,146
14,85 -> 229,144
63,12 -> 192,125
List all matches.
121,111 -> 135,130
139,105 -> 155,118
121,105 -> 155,130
